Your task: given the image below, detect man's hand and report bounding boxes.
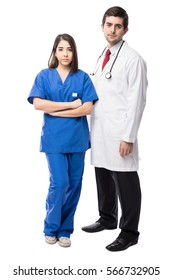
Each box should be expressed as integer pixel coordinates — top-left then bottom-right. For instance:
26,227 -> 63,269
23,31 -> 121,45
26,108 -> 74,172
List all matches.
119,140 -> 133,157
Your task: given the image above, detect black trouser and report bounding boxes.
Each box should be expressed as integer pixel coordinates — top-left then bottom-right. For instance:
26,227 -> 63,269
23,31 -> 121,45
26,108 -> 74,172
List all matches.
95,167 -> 141,238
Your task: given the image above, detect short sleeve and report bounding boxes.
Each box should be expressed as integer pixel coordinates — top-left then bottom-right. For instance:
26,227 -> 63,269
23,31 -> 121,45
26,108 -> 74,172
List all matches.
81,73 -> 98,104
27,71 -> 46,104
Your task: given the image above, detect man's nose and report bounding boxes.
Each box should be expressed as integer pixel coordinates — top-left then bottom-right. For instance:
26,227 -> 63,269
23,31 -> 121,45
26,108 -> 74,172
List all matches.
110,26 -> 116,33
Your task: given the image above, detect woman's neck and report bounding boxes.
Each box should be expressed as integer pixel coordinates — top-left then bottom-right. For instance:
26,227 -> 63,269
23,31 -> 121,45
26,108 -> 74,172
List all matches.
56,65 -> 71,83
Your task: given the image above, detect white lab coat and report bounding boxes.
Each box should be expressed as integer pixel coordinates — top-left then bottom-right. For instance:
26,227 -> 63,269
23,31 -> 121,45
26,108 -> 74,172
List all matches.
90,41 -> 148,171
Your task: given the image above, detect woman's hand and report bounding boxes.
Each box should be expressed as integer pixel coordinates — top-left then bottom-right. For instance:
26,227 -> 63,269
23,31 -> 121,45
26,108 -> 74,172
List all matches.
33,97 -> 82,113
71,99 -> 82,109
47,101 -> 92,117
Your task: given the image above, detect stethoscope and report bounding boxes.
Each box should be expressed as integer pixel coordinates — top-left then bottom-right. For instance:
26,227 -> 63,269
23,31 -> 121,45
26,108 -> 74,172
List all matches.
90,40 -> 125,79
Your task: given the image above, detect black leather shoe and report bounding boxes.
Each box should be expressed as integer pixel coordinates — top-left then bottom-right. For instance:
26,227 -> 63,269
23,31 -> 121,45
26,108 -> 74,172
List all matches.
106,237 -> 138,251
81,222 -> 106,232
82,222 -> 116,233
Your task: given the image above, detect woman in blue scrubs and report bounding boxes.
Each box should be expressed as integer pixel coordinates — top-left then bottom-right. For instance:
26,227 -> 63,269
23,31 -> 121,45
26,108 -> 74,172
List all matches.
27,34 -> 98,247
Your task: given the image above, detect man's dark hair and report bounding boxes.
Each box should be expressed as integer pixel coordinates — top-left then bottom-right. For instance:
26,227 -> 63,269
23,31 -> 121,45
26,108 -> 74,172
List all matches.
102,6 -> 129,29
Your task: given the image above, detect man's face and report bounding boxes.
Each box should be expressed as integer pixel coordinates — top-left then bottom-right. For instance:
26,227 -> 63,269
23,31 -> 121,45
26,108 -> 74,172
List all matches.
102,16 -> 128,47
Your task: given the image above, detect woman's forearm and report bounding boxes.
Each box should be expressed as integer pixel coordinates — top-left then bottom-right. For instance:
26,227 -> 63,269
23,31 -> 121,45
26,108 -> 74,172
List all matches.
48,102 -> 93,117
33,97 -> 82,113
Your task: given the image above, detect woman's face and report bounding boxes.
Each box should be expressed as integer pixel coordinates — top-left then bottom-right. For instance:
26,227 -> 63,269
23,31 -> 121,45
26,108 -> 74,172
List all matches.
55,39 -> 73,68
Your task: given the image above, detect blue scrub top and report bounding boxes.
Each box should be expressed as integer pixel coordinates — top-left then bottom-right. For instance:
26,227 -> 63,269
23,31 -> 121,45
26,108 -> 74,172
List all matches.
27,68 -> 98,153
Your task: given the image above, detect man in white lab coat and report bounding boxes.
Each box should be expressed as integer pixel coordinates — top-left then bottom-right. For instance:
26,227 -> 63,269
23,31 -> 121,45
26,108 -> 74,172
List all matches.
82,6 -> 148,251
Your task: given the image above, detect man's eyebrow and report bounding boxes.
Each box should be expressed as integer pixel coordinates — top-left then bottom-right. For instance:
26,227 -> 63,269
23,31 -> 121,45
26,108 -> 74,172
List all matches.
105,22 -> 123,26
105,21 -> 112,25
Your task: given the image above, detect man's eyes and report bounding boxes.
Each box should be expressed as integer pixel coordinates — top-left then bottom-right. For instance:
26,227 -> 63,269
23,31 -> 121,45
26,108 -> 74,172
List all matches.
106,23 -> 123,29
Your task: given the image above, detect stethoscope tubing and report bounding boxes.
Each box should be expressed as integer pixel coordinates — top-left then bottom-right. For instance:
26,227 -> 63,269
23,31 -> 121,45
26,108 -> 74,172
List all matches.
91,40 -> 125,79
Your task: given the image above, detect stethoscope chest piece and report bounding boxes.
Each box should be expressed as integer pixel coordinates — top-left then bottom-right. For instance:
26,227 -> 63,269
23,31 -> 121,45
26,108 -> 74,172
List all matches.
105,72 -> 112,79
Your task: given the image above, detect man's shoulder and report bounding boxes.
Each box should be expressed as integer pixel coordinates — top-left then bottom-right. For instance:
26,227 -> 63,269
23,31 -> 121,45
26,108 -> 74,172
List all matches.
123,42 -> 146,63
124,42 -> 140,57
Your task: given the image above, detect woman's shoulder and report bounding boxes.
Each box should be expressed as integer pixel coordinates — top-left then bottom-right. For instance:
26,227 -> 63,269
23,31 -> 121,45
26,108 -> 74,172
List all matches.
75,69 -> 90,78
35,68 -> 56,81
39,68 -> 54,76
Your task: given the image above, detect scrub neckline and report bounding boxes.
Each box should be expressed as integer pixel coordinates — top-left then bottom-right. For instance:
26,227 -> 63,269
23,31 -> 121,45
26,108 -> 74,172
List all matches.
54,68 -> 71,85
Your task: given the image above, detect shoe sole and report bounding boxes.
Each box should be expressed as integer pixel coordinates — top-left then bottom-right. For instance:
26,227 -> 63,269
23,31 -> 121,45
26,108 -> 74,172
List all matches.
82,227 -> 116,233
45,237 -> 57,244
58,241 -> 71,247
106,241 -> 138,252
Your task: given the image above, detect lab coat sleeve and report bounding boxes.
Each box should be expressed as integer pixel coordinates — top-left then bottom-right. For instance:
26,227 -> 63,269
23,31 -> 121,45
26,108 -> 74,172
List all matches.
81,73 -> 99,104
27,71 -> 46,104
122,57 -> 148,143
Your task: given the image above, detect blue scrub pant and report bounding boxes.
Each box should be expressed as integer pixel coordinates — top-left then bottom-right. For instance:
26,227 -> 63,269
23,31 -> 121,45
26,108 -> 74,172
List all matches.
44,152 -> 85,239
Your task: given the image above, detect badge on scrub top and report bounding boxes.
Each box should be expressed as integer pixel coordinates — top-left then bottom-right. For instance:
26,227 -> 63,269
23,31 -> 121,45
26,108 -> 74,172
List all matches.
72,93 -> 78,97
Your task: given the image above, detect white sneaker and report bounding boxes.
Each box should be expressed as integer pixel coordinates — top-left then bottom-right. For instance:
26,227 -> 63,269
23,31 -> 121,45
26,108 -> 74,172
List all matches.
58,237 -> 71,247
45,235 -> 57,244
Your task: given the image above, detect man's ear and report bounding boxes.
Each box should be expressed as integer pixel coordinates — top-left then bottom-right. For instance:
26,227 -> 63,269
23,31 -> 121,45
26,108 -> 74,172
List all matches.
124,27 -> 129,35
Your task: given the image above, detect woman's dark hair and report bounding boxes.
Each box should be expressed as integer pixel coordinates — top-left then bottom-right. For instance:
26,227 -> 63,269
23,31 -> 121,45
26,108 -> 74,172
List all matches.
48,33 -> 78,72
102,6 -> 129,29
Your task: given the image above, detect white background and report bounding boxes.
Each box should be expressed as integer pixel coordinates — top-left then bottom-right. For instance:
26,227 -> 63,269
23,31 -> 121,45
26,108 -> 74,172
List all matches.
0,0 -> 173,279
